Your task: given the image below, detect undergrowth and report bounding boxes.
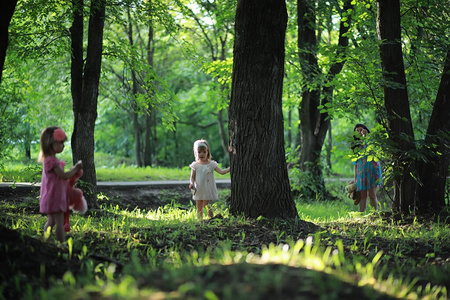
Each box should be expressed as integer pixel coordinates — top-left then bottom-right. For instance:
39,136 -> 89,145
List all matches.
1,191 -> 449,299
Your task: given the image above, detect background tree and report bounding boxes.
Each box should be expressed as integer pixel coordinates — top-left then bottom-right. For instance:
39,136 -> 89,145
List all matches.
173,0 -> 236,163
70,0 -> 106,197
377,0 -> 450,215
228,0 -> 297,219
295,0 -> 353,200
0,0 -> 17,85
416,49 -> 450,213
376,0 -> 415,214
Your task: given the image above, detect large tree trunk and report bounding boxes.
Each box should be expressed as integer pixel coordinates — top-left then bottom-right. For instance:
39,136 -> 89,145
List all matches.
376,0 -> 416,215
228,0 -> 297,219
0,0 -> 18,85
297,0 -> 352,199
417,49 -> 450,213
71,0 -> 105,202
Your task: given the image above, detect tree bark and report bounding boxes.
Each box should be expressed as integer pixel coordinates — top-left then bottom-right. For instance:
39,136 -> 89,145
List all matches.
376,0 -> 416,214
143,112 -> 152,166
71,0 -> 106,201
228,0 -> 297,219
297,0 -> 352,199
0,0 -> 18,85
143,6 -> 155,167
417,49 -> 450,212
217,108 -> 229,163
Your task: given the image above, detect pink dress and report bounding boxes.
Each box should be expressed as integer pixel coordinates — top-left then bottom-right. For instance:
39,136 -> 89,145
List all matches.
189,160 -> 219,201
40,156 -> 69,214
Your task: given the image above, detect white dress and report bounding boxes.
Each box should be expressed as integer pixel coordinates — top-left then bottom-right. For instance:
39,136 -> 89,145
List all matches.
189,160 -> 219,201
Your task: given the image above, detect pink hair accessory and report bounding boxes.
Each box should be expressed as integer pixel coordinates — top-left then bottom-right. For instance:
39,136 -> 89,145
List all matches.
53,128 -> 67,142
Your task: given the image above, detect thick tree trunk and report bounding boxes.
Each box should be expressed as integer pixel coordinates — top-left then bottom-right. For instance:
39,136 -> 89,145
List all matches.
376,0 -> 416,214
71,0 -> 105,202
228,0 -> 297,219
417,49 -> 450,213
0,0 -> 17,85
217,108 -> 229,163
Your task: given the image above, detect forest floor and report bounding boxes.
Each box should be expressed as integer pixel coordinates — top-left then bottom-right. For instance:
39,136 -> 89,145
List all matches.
1,184 -> 449,299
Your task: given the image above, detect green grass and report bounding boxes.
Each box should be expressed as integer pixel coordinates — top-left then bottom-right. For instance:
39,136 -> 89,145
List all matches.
0,158 -> 231,182
1,160 -> 449,299
1,191 -> 449,299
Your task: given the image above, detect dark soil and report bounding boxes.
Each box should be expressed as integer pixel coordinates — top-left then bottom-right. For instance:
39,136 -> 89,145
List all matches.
1,185 -> 449,299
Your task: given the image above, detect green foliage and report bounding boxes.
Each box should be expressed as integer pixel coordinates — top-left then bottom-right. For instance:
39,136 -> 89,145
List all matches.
2,0 -> 449,209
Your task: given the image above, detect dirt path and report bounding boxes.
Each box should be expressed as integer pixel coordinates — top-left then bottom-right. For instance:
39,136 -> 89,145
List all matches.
0,180 -> 232,211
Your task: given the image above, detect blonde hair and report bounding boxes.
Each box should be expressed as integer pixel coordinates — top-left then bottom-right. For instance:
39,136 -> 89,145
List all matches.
193,139 -> 211,160
38,126 -> 67,162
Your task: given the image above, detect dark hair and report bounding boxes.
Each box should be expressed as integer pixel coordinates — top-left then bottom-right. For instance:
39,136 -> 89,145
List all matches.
353,123 -> 370,134
351,124 -> 370,151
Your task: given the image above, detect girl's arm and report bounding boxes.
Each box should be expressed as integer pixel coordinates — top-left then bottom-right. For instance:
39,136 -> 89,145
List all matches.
189,169 -> 196,189
53,161 -> 83,180
214,166 -> 230,175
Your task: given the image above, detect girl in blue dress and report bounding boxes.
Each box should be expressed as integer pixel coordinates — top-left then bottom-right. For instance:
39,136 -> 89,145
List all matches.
352,124 -> 383,212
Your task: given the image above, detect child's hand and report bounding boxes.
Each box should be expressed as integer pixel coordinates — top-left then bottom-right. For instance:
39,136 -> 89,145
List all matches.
189,183 -> 194,190
75,160 -> 83,170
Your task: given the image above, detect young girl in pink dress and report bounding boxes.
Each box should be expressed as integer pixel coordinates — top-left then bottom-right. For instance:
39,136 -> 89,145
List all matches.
38,126 -> 83,242
189,139 -> 230,219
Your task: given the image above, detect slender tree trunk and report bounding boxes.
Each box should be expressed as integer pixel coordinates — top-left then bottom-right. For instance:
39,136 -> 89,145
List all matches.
143,112 -> 152,166
297,0 -> 325,196
229,0 -> 297,219
143,6 -> 155,167
152,112 -> 158,166
132,111 -> 142,166
126,7 -> 143,167
297,0 -> 352,199
326,125 -> 332,170
376,0 -> 416,214
417,49 -> 450,213
71,0 -> 105,202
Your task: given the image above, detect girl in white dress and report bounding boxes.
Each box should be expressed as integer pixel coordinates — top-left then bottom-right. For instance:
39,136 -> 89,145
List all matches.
189,139 -> 230,219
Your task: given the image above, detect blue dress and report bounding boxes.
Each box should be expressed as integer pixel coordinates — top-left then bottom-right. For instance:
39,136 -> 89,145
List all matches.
354,142 -> 383,191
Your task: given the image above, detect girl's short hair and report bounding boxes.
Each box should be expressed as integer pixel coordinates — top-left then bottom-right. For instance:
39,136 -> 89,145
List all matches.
38,126 -> 67,162
351,123 -> 370,151
193,139 -> 211,160
353,123 -> 370,133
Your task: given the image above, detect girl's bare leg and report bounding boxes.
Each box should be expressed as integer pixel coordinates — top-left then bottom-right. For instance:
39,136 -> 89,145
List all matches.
205,201 -> 213,218
197,200 -> 205,219
368,186 -> 378,210
359,190 -> 368,212
44,215 -> 56,238
54,212 -> 65,242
